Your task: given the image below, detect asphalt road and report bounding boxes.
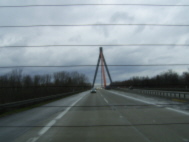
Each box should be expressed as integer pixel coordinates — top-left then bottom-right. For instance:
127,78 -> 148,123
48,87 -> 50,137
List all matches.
0,89 -> 189,142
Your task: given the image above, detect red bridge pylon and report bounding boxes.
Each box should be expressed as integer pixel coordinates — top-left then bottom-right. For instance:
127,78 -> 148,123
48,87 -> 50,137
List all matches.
92,47 -> 112,88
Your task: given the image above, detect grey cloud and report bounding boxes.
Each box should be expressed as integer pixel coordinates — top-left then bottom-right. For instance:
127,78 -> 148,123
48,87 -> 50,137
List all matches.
92,24 -> 110,38
1,0 -> 189,85
110,12 -> 134,23
69,35 -> 82,42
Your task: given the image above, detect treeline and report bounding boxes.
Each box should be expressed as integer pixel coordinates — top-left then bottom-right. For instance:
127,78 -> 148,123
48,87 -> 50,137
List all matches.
0,69 -> 91,104
111,70 -> 189,90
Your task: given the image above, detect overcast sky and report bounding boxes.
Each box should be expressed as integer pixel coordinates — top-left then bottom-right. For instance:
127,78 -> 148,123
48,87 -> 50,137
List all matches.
0,0 -> 189,85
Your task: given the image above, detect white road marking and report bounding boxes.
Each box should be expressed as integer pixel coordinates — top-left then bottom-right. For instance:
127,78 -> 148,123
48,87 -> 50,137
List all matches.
99,91 -> 109,104
27,137 -> 39,142
107,91 -> 153,142
109,90 -> 189,116
119,115 -> 123,118
182,138 -> 189,142
166,107 -> 189,116
28,92 -> 88,142
104,98 -> 109,104
99,92 -> 103,98
109,91 -> 153,105
38,120 -> 56,136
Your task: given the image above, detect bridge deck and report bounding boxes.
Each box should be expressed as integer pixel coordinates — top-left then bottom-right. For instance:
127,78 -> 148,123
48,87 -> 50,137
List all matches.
0,90 -> 189,142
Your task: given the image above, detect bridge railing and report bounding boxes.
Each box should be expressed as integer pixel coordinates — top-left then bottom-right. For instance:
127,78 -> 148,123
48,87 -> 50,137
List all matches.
116,88 -> 189,99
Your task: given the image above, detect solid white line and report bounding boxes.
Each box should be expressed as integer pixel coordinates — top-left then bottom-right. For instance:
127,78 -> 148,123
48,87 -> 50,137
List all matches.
166,107 -> 189,116
104,98 -> 109,104
27,137 -> 39,142
109,90 -> 153,105
109,90 -> 189,116
28,92 -> 88,142
38,120 -> 56,136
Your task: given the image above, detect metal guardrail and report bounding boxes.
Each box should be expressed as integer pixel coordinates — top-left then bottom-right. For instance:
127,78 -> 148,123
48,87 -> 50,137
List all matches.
0,90 -> 85,112
116,88 -> 189,99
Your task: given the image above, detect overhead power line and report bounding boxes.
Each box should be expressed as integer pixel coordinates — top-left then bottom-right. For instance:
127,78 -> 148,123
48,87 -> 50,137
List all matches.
0,64 -> 189,68
1,4 -> 189,8
0,84 -> 188,88
0,103 -> 186,107
0,24 -> 189,28
1,122 -> 189,128
1,44 -> 189,48
1,104 -> 188,109
0,85 -> 91,89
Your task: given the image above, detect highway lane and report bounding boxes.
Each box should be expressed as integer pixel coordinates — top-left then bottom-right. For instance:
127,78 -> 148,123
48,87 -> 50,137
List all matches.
1,89 -> 189,142
0,91 -> 88,142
